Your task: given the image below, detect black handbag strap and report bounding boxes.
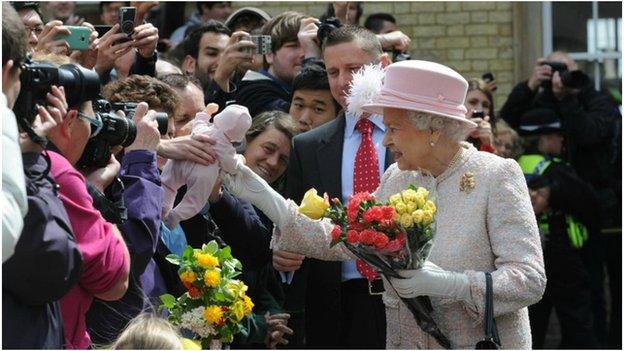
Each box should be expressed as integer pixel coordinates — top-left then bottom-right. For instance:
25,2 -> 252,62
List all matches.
484,272 -> 501,345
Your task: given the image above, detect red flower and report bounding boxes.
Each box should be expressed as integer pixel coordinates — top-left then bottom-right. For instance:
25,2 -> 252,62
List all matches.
188,286 -> 200,299
373,233 -> 390,249
384,232 -> 407,253
347,207 -> 359,223
360,229 -> 377,245
363,206 -> 384,223
382,206 -> 396,221
331,225 -> 342,241
346,230 -> 360,244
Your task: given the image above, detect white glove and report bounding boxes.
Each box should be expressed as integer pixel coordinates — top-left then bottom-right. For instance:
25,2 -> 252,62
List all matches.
389,261 -> 471,301
221,163 -> 291,228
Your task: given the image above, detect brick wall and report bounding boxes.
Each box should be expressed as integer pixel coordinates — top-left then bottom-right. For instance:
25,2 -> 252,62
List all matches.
230,1 -> 518,111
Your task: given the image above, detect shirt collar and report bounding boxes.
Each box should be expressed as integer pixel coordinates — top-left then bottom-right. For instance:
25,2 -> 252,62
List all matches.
345,111 -> 386,138
260,69 -> 292,94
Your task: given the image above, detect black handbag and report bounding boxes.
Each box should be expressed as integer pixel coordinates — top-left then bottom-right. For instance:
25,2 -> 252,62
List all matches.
475,272 -> 501,349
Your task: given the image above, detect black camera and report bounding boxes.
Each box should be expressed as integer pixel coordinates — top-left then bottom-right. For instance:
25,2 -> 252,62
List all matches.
393,50 -> 411,62
77,99 -> 137,168
13,56 -> 101,125
317,17 -> 343,46
111,102 -> 169,135
77,100 -> 169,169
119,7 -> 136,36
542,61 -> 590,90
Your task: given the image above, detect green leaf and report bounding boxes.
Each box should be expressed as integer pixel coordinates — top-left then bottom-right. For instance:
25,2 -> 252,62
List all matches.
206,241 -> 218,254
220,246 -> 232,259
160,294 -> 176,309
182,246 -> 194,260
232,258 -> 242,270
165,254 -> 180,266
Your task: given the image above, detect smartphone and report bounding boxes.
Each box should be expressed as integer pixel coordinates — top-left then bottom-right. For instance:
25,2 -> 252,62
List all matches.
94,25 -> 112,38
55,25 -> 90,51
472,111 -> 485,119
119,7 -> 136,36
94,24 -> 131,45
241,35 -> 271,55
482,72 -> 494,82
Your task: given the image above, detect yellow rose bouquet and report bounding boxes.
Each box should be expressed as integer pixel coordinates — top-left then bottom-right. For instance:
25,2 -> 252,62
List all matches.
298,185 -> 450,348
160,241 -> 254,348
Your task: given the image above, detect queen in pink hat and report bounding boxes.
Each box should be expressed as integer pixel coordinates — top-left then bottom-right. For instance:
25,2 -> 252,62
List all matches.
223,60 -> 546,349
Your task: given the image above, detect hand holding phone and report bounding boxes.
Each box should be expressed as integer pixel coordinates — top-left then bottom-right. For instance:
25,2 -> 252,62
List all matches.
54,25 -> 91,51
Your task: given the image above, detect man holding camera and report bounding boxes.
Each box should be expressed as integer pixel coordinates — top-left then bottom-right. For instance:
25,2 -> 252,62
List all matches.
500,51 -> 620,347
3,4 -> 84,349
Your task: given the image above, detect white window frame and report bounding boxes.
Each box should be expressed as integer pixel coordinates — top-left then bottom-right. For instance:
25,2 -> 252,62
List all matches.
542,1 -> 622,91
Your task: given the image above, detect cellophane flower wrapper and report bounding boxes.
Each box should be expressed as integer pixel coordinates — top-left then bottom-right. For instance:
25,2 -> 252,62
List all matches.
299,185 -> 451,348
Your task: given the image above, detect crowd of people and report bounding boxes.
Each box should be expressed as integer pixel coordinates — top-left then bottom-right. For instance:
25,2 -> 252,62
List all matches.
2,1 -> 621,349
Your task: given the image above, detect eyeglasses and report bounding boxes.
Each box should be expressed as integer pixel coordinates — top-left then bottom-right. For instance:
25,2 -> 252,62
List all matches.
78,112 -> 103,137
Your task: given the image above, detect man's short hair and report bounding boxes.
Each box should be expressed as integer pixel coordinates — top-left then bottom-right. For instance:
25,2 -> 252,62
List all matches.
159,73 -> 202,91
183,21 -> 231,59
292,62 -> 340,111
261,11 -> 306,53
3,2 -> 28,70
196,1 -> 231,15
364,13 -> 396,33
102,75 -> 181,117
10,1 -> 42,17
97,1 -> 129,15
323,25 -> 382,57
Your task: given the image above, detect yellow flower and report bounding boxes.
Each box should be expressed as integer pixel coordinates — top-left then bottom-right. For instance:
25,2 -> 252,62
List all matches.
406,201 -> 417,214
203,270 -> 221,288
389,193 -> 402,205
204,305 -> 223,325
242,295 -> 254,315
422,210 -> 434,225
414,193 -> 425,208
416,187 -> 429,198
401,189 -> 418,203
400,213 -> 414,228
227,280 -> 248,298
394,201 -> 407,214
424,200 -> 437,214
412,209 -> 424,224
230,301 -> 246,321
298,188 -> 329,219
179,270 -> 197,285
194,252 -> 219,269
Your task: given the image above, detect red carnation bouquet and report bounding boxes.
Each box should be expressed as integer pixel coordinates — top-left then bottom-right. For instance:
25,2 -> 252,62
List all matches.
298,186 -> 451,348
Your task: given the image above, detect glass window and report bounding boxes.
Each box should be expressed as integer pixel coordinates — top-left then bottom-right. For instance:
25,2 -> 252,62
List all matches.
545,1 -> 622,94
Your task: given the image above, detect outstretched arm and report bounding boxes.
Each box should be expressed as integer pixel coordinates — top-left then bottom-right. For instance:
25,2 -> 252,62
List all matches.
222,163 -> 352,261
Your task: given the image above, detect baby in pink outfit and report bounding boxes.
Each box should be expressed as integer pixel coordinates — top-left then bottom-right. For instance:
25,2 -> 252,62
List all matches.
161,103 -> 252,229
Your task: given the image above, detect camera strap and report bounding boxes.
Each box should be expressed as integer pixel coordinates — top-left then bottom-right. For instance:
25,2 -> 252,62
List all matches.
87,178 -> 128,225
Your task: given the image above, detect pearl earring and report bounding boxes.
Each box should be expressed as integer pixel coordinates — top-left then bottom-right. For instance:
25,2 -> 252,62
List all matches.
430,139 -> 436,147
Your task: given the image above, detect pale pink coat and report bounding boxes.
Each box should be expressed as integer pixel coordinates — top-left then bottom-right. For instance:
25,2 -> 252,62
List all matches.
161,104 -> 251,228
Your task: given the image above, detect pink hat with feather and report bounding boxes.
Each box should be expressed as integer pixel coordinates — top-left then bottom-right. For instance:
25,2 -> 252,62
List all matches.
362,60 -> 477,130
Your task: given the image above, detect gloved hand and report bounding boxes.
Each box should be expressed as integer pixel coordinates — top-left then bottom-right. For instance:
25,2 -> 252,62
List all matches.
221,162 -> 291,228
389,261 -> 471,301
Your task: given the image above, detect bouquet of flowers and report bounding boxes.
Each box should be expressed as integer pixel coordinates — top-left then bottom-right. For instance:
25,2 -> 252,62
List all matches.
299,187 -> 451,348
160,241 -> 254,348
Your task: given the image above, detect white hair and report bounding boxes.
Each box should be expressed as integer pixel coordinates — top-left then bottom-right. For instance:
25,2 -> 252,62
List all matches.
407,111 -> 468,143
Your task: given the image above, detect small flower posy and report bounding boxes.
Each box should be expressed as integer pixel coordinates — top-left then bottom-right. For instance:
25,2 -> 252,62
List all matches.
160,241 -> 254,347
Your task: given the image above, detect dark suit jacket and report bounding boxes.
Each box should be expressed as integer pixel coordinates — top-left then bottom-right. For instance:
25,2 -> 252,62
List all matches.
285,112 -> 393,348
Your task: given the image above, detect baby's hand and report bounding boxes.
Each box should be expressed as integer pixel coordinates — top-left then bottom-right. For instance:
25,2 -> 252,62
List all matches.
204,103 -> 219,116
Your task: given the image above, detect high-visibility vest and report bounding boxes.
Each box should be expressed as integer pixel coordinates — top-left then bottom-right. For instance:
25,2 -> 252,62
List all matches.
519,154 -> 588,249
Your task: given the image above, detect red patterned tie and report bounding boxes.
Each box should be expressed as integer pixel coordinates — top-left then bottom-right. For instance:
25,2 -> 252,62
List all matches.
353,117 -> 380,281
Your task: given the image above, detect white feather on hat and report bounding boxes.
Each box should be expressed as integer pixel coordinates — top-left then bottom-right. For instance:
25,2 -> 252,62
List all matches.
346,63 -> 386,119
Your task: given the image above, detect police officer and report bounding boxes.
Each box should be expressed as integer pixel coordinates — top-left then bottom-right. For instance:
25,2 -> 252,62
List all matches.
517,108 -> 600,349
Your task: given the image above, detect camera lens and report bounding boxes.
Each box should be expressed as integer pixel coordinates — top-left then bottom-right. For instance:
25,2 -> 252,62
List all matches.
155,112 -> 169,135
57,64 -> 101,107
